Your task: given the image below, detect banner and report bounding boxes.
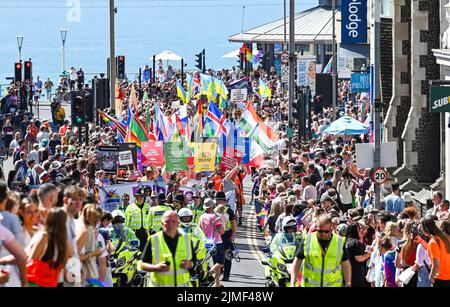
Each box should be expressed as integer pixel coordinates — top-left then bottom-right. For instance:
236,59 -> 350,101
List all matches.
118,143 -> 138,171
297,56 -> 317,96
230,88 -> 248,102
97,146 -> 120,174
165,142 -> 188,171
142,141 -> 165,166
220,156 -> 239,171
351,73 -> 370,93
429,86 -> 450,112
341,0 -> 367,44
193,142 -> 217,172
98,181 -> 197,211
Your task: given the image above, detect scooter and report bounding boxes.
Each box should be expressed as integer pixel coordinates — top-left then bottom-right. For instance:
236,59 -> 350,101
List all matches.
109,240 -> 147,287
261,243 -> 298,287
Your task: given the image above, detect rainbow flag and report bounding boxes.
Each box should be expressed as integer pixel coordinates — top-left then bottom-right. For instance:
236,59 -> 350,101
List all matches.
98,110 -> 127,140
259,79 -> 272,99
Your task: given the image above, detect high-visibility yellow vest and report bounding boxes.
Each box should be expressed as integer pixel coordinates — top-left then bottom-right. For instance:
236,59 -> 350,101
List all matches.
147,205 -> 173,233
149,231 -> 193,287
301,233 -> 345,287
187,204 -> 204,225
124,202 -> 151,230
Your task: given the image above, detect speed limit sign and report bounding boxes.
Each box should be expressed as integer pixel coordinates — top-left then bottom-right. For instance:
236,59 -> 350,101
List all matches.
372,168 -> 387,185
281,51 -> 289,65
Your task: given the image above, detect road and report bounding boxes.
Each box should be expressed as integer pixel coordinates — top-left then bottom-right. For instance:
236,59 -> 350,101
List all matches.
221,176 -> 267,287
4,101 -> 268,287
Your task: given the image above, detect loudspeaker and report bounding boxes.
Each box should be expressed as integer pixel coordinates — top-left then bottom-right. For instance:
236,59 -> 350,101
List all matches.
315,73 -> 333,107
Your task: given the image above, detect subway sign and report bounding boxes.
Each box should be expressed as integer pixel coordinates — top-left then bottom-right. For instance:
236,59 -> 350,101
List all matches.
341,0 -> 368,44
429,86 -> 450,112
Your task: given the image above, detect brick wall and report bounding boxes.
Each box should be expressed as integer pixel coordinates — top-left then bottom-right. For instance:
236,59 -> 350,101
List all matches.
380,18 -> 393,116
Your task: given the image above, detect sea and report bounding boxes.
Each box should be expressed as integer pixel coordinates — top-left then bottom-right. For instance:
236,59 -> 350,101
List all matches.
0,0 -> 315,87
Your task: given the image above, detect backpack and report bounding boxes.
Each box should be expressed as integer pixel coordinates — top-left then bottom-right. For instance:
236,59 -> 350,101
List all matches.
16,161 -> 26,182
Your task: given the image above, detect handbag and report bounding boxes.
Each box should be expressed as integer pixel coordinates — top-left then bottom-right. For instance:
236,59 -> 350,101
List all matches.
397,267 -> 416,285
26,259 -> 62,287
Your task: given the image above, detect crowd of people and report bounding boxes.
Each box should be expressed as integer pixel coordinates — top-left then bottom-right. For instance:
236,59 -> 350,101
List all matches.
0,59 -> 449,288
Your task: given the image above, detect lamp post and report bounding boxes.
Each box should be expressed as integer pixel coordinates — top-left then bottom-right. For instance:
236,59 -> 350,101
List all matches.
17,36 -> 24,62
60,29 -> 68,73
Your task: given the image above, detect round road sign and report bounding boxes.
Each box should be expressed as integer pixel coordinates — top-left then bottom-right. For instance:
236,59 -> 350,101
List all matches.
281,51 -> 289,65
372,168 -> 387,185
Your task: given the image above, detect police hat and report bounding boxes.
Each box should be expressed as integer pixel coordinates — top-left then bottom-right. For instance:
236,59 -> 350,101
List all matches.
134,188 -> 144,196
215,191 -> 227,201
173,193 -> 185,203
157,193 -> 166,203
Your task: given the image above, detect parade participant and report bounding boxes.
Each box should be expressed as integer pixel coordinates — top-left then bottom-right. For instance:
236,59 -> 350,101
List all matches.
199,198 -> 225,287
147,192 -> 173,235
172,193 -> 186,211
141,211 -> 195,287
124,188 -> 151,251
109,210 -> 139,250
215,191 -> 236,282
291,214 -> 352,287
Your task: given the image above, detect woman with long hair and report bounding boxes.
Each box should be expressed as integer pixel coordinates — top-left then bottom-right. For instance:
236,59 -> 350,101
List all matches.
19,198 -> 40,246
25,207 -> 69,287
345,223 -> 372,287
76,204 -> 103,285
265,199 -> 283,239
395,221 -> 418,287
421,216 -> 450,287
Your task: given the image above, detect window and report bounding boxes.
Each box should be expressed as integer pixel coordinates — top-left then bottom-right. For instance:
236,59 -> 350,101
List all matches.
295,44 -> 310,52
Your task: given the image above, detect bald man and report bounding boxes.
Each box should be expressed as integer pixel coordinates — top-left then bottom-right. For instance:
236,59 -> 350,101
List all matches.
141,211 -> 197,287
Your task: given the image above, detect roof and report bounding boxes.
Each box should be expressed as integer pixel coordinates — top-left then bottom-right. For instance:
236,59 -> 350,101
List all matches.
228,6 -> 341,44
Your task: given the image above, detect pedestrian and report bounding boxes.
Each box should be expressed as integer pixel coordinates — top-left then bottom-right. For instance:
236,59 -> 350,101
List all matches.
25,207 -> 69,287
384,182 -> 405,215
44,77 -> 54,100
420,216 -> 450,287
291,214 -> 352,287
215,191 -> 236,282
345,222 -> 372,287
140,211 -> 195,287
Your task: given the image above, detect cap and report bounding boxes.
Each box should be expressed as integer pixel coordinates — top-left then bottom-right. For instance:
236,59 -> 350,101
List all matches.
203,198 -> 215,209
402,192 -> 413,203
292,164 -> 303,173
320,194 -> 333,203
111,210 -> 125,220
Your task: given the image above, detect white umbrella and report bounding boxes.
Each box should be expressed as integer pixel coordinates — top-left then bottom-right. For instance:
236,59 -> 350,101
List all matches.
153,50 -> 183,61
222,48 -> 260,58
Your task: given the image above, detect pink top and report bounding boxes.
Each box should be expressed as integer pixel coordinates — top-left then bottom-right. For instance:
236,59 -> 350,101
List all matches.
199,213 -> 223,244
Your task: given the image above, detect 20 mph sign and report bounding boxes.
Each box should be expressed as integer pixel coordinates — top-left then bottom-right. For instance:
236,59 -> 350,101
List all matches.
372,168 -> 387,185
281,51 -> 289,65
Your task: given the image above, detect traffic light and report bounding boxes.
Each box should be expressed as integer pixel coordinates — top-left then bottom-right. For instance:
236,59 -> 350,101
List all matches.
195,51 -> 203,71
24,61 -> 32,86
14,62 -> 22,86
71,93 -> 86,126
117,55 -> 125,79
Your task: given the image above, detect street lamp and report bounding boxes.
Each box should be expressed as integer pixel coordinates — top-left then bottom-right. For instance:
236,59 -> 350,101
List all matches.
60,29 -> 68,73
17,36 -> 24,62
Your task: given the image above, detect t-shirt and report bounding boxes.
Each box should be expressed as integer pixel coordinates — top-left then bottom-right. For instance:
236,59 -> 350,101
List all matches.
345,238 -> 366,287
427,237 -> 450,280
295,234 -> 349,262
199,212 -> 223,244
0,223 -> 15,245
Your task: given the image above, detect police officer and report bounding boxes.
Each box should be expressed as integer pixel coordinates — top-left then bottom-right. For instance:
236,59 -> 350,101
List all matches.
141,211 -> 196,287
147,193 -> 173,235
124,188 -> 151,251
118,193 -> 130,212
290,214 -> 352,287
110,210 -> 140,251
172,193 -> 186,211
215,191 -> 237,282
188,193 -> 204,225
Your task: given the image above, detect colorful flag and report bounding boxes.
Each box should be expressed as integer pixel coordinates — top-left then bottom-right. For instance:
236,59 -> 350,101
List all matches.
98,110 -> 127,141
237,103 -> 279,167
322,56 -> 333,74
259,79 -> 272,99
176,79 -> 187,104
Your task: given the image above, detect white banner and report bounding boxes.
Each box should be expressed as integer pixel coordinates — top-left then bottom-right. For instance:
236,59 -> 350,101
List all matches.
230,88 -> 248,102
119,150 -> 133,166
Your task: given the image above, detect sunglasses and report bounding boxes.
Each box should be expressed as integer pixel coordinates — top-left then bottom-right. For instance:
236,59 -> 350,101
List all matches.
317,229 -> 331,234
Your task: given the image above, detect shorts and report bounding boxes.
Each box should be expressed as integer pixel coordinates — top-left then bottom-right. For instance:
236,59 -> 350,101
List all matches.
213,243 -> 225,265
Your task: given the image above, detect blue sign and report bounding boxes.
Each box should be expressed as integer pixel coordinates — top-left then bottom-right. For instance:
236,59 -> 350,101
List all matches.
341,0 -> 367,44
351,73 -> 370,92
